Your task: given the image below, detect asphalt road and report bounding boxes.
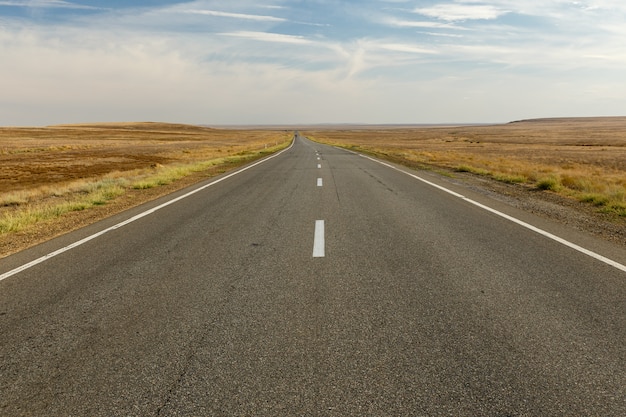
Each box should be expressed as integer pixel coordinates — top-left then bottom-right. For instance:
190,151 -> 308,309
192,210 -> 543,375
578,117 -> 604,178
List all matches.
1,135 -> 625,416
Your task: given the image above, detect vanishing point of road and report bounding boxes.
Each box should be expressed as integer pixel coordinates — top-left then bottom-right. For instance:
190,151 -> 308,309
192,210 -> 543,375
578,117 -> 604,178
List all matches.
1,134 -> 625,416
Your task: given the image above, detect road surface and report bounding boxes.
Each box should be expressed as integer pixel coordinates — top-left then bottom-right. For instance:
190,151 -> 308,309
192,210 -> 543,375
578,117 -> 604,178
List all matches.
1,135 -> 625,416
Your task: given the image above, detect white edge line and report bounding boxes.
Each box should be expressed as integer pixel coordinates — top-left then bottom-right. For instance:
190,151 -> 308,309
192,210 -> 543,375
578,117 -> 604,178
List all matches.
0,140 -> 296,282
313,220 -> 325,258
359,153 -> 626,273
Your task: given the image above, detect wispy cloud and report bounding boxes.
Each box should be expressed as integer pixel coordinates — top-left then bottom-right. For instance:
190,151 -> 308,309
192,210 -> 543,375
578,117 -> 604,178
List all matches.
377,42 -> 438,55
413,3 -> 510,21
183,9 -> 286,22
0,0 -> 100,9
418,31 -> 464,38
219,31 -> 313,45
384,17 -> 464,29
260,5 -> 286,10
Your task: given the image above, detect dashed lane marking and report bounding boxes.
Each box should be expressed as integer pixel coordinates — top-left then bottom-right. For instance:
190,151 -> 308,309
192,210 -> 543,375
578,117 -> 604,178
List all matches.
313,220 -> 325,258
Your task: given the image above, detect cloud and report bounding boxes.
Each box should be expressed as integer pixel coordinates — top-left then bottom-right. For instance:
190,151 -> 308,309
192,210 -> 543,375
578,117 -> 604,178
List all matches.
183,9 -> 286,22
377,42 -> 438,55
413,3 -> 510,21
384,17 -> 464,29
0,24 -> 388,125
0,0 -> 99,9
219,31 -> 313,45
418,31 -> 464,38
260,5 -> 286,10
328,38 -> 441,80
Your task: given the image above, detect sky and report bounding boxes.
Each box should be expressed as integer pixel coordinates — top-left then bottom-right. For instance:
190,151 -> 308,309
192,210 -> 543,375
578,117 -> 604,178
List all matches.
1,0 -> 625,126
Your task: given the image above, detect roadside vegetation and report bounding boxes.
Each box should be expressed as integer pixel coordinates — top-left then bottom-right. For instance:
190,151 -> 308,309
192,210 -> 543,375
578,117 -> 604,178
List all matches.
0,123 -> 291,238
305,117 -> 626,218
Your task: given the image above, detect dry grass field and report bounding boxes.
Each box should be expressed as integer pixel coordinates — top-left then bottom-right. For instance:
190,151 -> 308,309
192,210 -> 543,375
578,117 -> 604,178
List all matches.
305,117 -> 626,220
0,122 -> 291,257
2,118 -> 625,258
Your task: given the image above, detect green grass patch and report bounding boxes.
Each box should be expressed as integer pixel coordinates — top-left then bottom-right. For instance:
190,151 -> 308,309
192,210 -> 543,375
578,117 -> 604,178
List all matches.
0,182 -> 126,233
88,185 -> 126,205
579,193 -> 609,207
536,176 -> 562,191
599,203 -> 626,217
132,181 -> 156,190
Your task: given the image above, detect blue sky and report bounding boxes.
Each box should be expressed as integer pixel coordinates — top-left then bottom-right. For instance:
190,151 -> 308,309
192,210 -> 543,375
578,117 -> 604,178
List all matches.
1,0 -> 625,125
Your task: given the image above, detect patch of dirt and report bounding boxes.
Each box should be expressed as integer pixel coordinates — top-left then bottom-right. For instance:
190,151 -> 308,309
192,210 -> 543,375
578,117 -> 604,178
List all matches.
0,149 -> 174,192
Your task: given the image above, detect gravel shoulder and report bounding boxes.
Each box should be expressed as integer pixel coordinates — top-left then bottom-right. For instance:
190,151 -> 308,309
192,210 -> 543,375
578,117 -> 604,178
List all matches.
450,170 -> 626,248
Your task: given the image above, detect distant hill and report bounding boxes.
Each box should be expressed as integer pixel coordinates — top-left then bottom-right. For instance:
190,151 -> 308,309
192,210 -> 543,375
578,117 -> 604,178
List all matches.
508,116 -> 626,125
49,122 -> 214,132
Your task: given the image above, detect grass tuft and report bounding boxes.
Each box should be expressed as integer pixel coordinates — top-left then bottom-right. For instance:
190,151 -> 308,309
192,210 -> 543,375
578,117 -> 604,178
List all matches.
536,176 -> 562,191
579,193 -> 609,207
0,191 -> 29,207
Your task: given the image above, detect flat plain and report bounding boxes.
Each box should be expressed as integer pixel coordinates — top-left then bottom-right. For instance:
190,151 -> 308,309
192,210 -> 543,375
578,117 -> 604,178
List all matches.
0,122 -> 291,256
2,117 -> 626,258
1,122 -> 289,194
305,117 -> 626,190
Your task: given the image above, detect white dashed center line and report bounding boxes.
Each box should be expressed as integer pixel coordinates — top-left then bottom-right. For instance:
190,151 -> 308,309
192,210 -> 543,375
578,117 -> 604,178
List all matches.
317,178 -> 323,187
313,220 -> 325,258
317,164 -> 321,169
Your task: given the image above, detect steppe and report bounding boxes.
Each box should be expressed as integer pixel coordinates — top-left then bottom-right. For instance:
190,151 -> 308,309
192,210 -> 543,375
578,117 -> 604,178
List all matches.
2,118 -> 626,258
0,123 -> 291,257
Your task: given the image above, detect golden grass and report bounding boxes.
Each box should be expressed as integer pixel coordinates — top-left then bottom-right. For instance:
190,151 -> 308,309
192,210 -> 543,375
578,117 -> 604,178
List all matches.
0,183 -> 126,234
305,117 -> 626,218
0,123 -> 291,236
